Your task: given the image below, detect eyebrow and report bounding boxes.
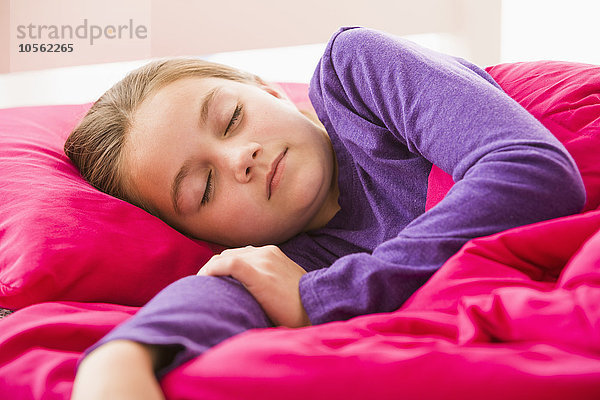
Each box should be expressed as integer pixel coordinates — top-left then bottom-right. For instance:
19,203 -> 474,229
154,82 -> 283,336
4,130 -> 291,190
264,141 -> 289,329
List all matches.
171,158 -> 194,215
171,86 -> 221,215
200,86 -> 222,128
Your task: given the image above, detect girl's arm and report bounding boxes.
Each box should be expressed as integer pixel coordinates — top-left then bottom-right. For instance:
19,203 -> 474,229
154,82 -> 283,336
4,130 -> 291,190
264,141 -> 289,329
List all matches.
298,27 -> 585,324
75,275 -> 274,383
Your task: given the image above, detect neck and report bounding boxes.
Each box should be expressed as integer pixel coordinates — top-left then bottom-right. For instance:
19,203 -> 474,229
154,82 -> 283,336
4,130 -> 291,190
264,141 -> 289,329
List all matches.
304,181 -> 340,232
302,133 -> 340,232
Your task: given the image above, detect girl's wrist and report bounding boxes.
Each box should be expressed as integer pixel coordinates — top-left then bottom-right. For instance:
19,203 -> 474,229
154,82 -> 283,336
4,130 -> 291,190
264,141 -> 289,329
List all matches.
83,340 -> 155,369
82,339 -> 176,372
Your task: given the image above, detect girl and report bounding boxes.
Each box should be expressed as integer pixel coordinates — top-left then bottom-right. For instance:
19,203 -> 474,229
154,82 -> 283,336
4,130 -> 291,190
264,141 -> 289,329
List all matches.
66,27 -> 585,399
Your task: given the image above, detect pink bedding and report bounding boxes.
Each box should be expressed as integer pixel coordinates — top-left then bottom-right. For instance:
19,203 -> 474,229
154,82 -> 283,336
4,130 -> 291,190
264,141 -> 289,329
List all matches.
1,61 -> 600,399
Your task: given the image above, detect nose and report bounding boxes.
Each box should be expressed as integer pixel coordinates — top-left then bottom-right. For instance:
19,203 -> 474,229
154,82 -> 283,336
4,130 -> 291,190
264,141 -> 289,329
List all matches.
228,142 -> 262,183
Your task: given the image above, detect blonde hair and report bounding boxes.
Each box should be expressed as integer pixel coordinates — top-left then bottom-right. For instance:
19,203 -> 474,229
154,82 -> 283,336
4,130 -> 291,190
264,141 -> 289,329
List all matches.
64,58 -> 263,216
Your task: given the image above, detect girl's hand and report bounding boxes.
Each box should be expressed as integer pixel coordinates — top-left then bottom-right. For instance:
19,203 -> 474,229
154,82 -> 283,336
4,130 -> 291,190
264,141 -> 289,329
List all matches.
197,245 -> 311,328
71,340 -> 165,400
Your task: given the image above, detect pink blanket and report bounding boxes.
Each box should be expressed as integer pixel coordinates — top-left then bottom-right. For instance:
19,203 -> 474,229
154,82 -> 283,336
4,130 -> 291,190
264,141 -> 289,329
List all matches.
1,61 -> 599,399
1,208 -> 599,399
163,211 -> 600,399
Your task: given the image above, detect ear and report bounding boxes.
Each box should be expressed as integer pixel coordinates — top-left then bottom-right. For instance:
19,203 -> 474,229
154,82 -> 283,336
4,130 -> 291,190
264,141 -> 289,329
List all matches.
254,77 -> 292,103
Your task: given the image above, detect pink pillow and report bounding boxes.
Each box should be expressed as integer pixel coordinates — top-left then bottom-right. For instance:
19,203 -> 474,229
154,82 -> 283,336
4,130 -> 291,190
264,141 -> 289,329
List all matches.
0,104 -> 211,309
0,83 -> 313,310
426,61 -> 600,212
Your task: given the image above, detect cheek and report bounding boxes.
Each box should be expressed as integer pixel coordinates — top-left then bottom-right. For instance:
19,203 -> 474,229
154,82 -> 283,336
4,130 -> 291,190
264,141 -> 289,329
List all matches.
286,151 -> 329,204
211,191 -> 268,229
208,208 -> 279,246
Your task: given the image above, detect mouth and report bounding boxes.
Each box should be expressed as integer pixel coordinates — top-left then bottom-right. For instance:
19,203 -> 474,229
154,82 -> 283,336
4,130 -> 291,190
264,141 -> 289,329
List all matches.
267,148 -> 288,200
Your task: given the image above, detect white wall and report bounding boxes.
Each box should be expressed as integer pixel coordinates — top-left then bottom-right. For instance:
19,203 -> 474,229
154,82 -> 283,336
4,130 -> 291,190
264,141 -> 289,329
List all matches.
501,0 -> 600,65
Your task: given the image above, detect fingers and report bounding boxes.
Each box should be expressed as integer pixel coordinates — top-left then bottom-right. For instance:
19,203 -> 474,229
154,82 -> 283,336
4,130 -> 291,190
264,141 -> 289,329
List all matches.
197,245 -> 280,276
197,253 -> 241,277
195,245 -> 286,297
197,246 -> 261,283
197,247 -> 241,276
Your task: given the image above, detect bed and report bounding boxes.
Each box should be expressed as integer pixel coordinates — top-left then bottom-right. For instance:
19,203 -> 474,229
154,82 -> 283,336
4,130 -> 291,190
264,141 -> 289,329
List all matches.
2,21 -> 600,400
1,57 -> 599,400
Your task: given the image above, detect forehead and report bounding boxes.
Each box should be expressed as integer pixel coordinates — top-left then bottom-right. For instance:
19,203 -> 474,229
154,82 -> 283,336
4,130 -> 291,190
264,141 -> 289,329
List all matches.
129,77 -> 233,144
139,76 -> 222,117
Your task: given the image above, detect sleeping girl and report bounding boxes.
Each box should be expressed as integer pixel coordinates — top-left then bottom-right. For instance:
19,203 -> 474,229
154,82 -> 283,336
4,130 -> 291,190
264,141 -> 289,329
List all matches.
65,26 -> 585,399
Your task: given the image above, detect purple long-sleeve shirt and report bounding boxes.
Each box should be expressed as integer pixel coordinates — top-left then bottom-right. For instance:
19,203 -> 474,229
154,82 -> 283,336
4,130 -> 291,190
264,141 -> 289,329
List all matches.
84,27 -> 585,375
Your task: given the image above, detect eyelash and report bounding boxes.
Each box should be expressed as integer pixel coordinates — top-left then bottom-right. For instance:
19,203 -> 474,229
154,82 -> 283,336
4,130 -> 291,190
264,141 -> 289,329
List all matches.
201,170 -> 213,206
201,104 -> 242,206
224,104 -> 243,135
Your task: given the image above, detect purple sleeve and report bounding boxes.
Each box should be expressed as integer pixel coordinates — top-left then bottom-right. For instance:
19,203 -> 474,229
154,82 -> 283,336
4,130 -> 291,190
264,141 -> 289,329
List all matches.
299,27 -> 586,324
81,276 -> 272,377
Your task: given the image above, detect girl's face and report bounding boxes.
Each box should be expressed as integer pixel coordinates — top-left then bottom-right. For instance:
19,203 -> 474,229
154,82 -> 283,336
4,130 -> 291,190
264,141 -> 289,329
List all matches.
124,76 -> 339,247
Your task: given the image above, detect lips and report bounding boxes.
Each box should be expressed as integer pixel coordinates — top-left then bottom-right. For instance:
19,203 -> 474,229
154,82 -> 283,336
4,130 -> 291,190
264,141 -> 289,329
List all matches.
267,148 -> 288,200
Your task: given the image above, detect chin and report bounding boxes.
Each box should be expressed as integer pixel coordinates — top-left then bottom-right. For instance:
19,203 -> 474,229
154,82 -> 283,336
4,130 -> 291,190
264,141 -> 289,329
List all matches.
256,222 -> 305,246
217,228 -> 287,248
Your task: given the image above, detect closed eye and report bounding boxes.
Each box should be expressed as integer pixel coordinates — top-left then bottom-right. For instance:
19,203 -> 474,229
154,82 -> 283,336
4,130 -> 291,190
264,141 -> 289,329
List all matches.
201,170 -> 213,206
225,104 -> 243,135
